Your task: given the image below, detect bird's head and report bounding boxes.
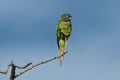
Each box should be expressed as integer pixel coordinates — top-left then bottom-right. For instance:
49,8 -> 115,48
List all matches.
60,13 -> 72,22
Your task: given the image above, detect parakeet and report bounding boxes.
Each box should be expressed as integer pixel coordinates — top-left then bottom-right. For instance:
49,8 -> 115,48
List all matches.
56,13 -> 72,66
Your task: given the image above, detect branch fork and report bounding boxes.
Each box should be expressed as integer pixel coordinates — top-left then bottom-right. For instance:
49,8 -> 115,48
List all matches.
0,51 -> 67,80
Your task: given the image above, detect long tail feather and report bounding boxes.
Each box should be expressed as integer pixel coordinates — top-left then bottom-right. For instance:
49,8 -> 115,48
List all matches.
60,47 -> 64,66
65,38 -> 68,52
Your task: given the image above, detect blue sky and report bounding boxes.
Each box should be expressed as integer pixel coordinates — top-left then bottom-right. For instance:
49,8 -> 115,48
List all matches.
0,0 -> 120,80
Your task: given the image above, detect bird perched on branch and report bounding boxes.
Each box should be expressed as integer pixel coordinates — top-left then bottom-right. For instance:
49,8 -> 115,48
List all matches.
56,13 -> 72,66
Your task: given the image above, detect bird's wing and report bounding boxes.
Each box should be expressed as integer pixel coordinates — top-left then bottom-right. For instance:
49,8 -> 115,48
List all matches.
56,22 -> 60,49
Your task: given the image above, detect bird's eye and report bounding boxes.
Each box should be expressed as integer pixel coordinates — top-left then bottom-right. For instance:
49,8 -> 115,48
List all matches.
69,17 -> 72,20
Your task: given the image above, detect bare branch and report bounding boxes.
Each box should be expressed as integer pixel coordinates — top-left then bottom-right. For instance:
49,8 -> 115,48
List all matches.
0,51 -> 68,80
0,61 -> 12,74
15,51 -> 68,78
10,62 -> 32,80
14,62 -> 32,69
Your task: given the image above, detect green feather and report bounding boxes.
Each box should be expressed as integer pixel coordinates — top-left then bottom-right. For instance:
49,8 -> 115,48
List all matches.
56,18 -> 72,49
56,14 -> 72,49
56,13 -> 72,66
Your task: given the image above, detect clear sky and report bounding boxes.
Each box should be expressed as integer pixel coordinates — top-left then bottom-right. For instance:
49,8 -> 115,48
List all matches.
0,0 -> 120,80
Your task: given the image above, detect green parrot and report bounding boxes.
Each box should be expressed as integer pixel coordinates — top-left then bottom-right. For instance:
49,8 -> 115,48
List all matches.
56,13 -> 72,66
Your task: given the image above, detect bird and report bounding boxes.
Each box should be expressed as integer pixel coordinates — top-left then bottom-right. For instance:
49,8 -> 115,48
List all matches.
56,13 -> 72,66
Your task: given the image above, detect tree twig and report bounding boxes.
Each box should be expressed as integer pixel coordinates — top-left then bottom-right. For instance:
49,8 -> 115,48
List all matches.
0,51 -> 68,80
15,51 -> 68,78
14,62 -> 32,69
0,61 -> 12,74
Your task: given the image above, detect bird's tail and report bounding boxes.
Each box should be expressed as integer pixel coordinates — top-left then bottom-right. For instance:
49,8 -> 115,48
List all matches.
65,38 -> 68,52
59,47 -> 64,66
